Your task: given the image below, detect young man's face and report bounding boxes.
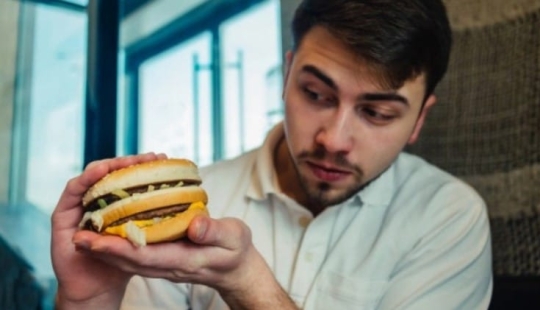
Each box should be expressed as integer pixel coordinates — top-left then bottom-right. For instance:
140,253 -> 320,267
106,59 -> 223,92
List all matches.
282,26 -> 435,207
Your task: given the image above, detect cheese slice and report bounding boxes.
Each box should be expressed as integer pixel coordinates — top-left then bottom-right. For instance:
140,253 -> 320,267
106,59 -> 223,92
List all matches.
104,218 -> 154,238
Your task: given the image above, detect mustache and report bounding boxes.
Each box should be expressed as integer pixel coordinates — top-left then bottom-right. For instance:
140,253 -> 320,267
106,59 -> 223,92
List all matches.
297,146 -> 362,175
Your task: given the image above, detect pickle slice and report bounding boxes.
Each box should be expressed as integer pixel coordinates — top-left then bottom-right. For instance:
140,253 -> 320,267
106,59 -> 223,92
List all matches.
97,198 -> 107,209
111,189 -> 130,199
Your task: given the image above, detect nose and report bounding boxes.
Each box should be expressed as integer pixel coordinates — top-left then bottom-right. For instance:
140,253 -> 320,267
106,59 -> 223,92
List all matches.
314,110 -> 354,154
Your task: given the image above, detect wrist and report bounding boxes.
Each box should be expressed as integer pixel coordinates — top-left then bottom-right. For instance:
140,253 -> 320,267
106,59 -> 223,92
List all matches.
220,279 -> 297,310
217,247 -> 298,310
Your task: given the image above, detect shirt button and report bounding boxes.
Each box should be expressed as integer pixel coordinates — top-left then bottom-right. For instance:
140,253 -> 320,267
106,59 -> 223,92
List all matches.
298,216 -> 311,228
305,252 -> 314,262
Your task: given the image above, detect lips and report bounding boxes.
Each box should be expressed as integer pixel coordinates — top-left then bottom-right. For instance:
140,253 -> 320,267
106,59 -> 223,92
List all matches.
306,161 -> 351,182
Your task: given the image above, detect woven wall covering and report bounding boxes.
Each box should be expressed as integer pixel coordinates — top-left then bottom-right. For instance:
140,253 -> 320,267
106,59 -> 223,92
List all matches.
443,0 -> 540,30
407,5 -> 540,276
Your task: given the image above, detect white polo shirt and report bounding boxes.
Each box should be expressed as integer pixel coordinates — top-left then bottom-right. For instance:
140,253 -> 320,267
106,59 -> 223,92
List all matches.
121,124 -> 493,310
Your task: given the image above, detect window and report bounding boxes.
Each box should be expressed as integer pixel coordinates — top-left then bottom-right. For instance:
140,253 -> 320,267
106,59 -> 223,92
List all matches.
221,0 -> 283,158
14,2 -> 87,214
122,0 -> 283,165
139,32 -> 214,166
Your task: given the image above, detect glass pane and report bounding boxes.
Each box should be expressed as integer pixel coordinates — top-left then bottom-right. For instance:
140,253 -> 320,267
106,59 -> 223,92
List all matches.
26,4 -> 87,213
221,0 -> 282,159
139,32 -> 213,166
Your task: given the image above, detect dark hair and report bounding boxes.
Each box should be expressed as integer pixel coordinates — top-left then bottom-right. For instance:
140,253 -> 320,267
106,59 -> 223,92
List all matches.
291,0 -> 452,98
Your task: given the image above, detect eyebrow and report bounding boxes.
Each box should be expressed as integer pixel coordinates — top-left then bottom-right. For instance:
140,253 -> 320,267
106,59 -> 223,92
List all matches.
301,65 -> 337,90
361,93 -> 410,106
301,64 -> 409,106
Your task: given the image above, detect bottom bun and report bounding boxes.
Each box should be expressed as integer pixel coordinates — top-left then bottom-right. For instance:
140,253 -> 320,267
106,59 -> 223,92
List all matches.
105,202 -> 209,246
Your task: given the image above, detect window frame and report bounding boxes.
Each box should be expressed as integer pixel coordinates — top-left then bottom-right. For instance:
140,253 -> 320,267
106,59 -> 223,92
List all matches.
121,0 -> 266,162
20,0 -> 87,12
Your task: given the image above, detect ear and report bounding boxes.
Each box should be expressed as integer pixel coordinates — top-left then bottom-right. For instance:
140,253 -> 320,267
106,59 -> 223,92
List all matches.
282,51 -> 294,98
285,50 -> 294,73
407,94 -> 437,145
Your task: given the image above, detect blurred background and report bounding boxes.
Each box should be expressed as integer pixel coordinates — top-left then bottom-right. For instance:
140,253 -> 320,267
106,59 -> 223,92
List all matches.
0,0 -> 300,308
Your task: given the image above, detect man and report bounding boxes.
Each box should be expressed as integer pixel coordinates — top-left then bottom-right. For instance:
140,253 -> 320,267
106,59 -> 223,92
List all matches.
51,0 -> 493,309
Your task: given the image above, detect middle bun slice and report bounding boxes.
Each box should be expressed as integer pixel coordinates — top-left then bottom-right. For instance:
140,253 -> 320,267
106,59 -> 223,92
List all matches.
87,186 -> 208,245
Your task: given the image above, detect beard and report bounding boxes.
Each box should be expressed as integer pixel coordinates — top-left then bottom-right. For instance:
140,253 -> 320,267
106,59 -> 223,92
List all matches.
294,146 -> 372,208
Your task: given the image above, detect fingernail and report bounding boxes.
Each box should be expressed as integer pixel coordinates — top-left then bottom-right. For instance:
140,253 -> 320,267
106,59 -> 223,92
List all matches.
91,245 -> 107,252
196,220 -> 208,241
73,239 -> 90,250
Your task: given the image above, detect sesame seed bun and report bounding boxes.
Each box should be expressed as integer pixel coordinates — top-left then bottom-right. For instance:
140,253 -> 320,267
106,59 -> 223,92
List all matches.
82,158 -> 201,207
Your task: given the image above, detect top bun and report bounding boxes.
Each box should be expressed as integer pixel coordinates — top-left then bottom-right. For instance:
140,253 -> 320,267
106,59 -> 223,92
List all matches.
82,158 -> 202,206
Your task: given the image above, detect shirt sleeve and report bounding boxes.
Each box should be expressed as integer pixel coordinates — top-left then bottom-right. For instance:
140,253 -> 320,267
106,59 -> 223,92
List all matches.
377,183 -> 493,310
120,275 -> 191,310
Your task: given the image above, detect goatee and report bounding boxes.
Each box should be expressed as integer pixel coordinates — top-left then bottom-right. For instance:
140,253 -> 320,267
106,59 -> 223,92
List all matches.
295,146 -> 367,208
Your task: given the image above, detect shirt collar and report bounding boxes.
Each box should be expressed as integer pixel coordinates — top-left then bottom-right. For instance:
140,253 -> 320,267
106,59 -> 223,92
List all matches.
356,160 -> 397,207
246,122 -> 285,200
246,122 -> 398,207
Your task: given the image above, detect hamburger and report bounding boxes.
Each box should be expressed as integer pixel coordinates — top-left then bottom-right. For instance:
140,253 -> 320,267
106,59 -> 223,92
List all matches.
78,158 -> 209,246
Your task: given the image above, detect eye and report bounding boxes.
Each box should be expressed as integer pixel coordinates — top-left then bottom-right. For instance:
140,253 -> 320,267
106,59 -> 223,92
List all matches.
301,86 -> 335,107
361,107 -> 397,124
303,87 -> 323,101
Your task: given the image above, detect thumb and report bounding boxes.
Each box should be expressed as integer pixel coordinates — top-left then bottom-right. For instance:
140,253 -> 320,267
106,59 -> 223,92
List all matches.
187,216 -> 251,250
187,216 -> 210,243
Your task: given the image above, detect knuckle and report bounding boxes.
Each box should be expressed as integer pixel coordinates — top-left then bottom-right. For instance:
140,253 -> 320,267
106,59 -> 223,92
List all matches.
235,219 -> 252,243
219,218 -> 252,248
65,176 -> 80,192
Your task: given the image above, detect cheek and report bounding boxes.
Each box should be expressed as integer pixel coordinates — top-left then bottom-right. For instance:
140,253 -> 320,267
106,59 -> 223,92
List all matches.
283,94 -> 320,150
371,111 -> 419,146
362,130 -> 400,156
374,120 -> 417,152
357,122 -> 416,176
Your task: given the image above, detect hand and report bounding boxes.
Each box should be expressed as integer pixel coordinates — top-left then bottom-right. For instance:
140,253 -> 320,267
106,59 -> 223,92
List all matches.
72,216 -> 297,309
51,153 -> 167,309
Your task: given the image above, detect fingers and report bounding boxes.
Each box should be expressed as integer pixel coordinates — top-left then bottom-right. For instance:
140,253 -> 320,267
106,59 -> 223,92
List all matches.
74,231 -> 200,263
82,249 -> 198,283
73,231 -> 207,278
73,218 -> 253,268
72,217 -> 258,287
